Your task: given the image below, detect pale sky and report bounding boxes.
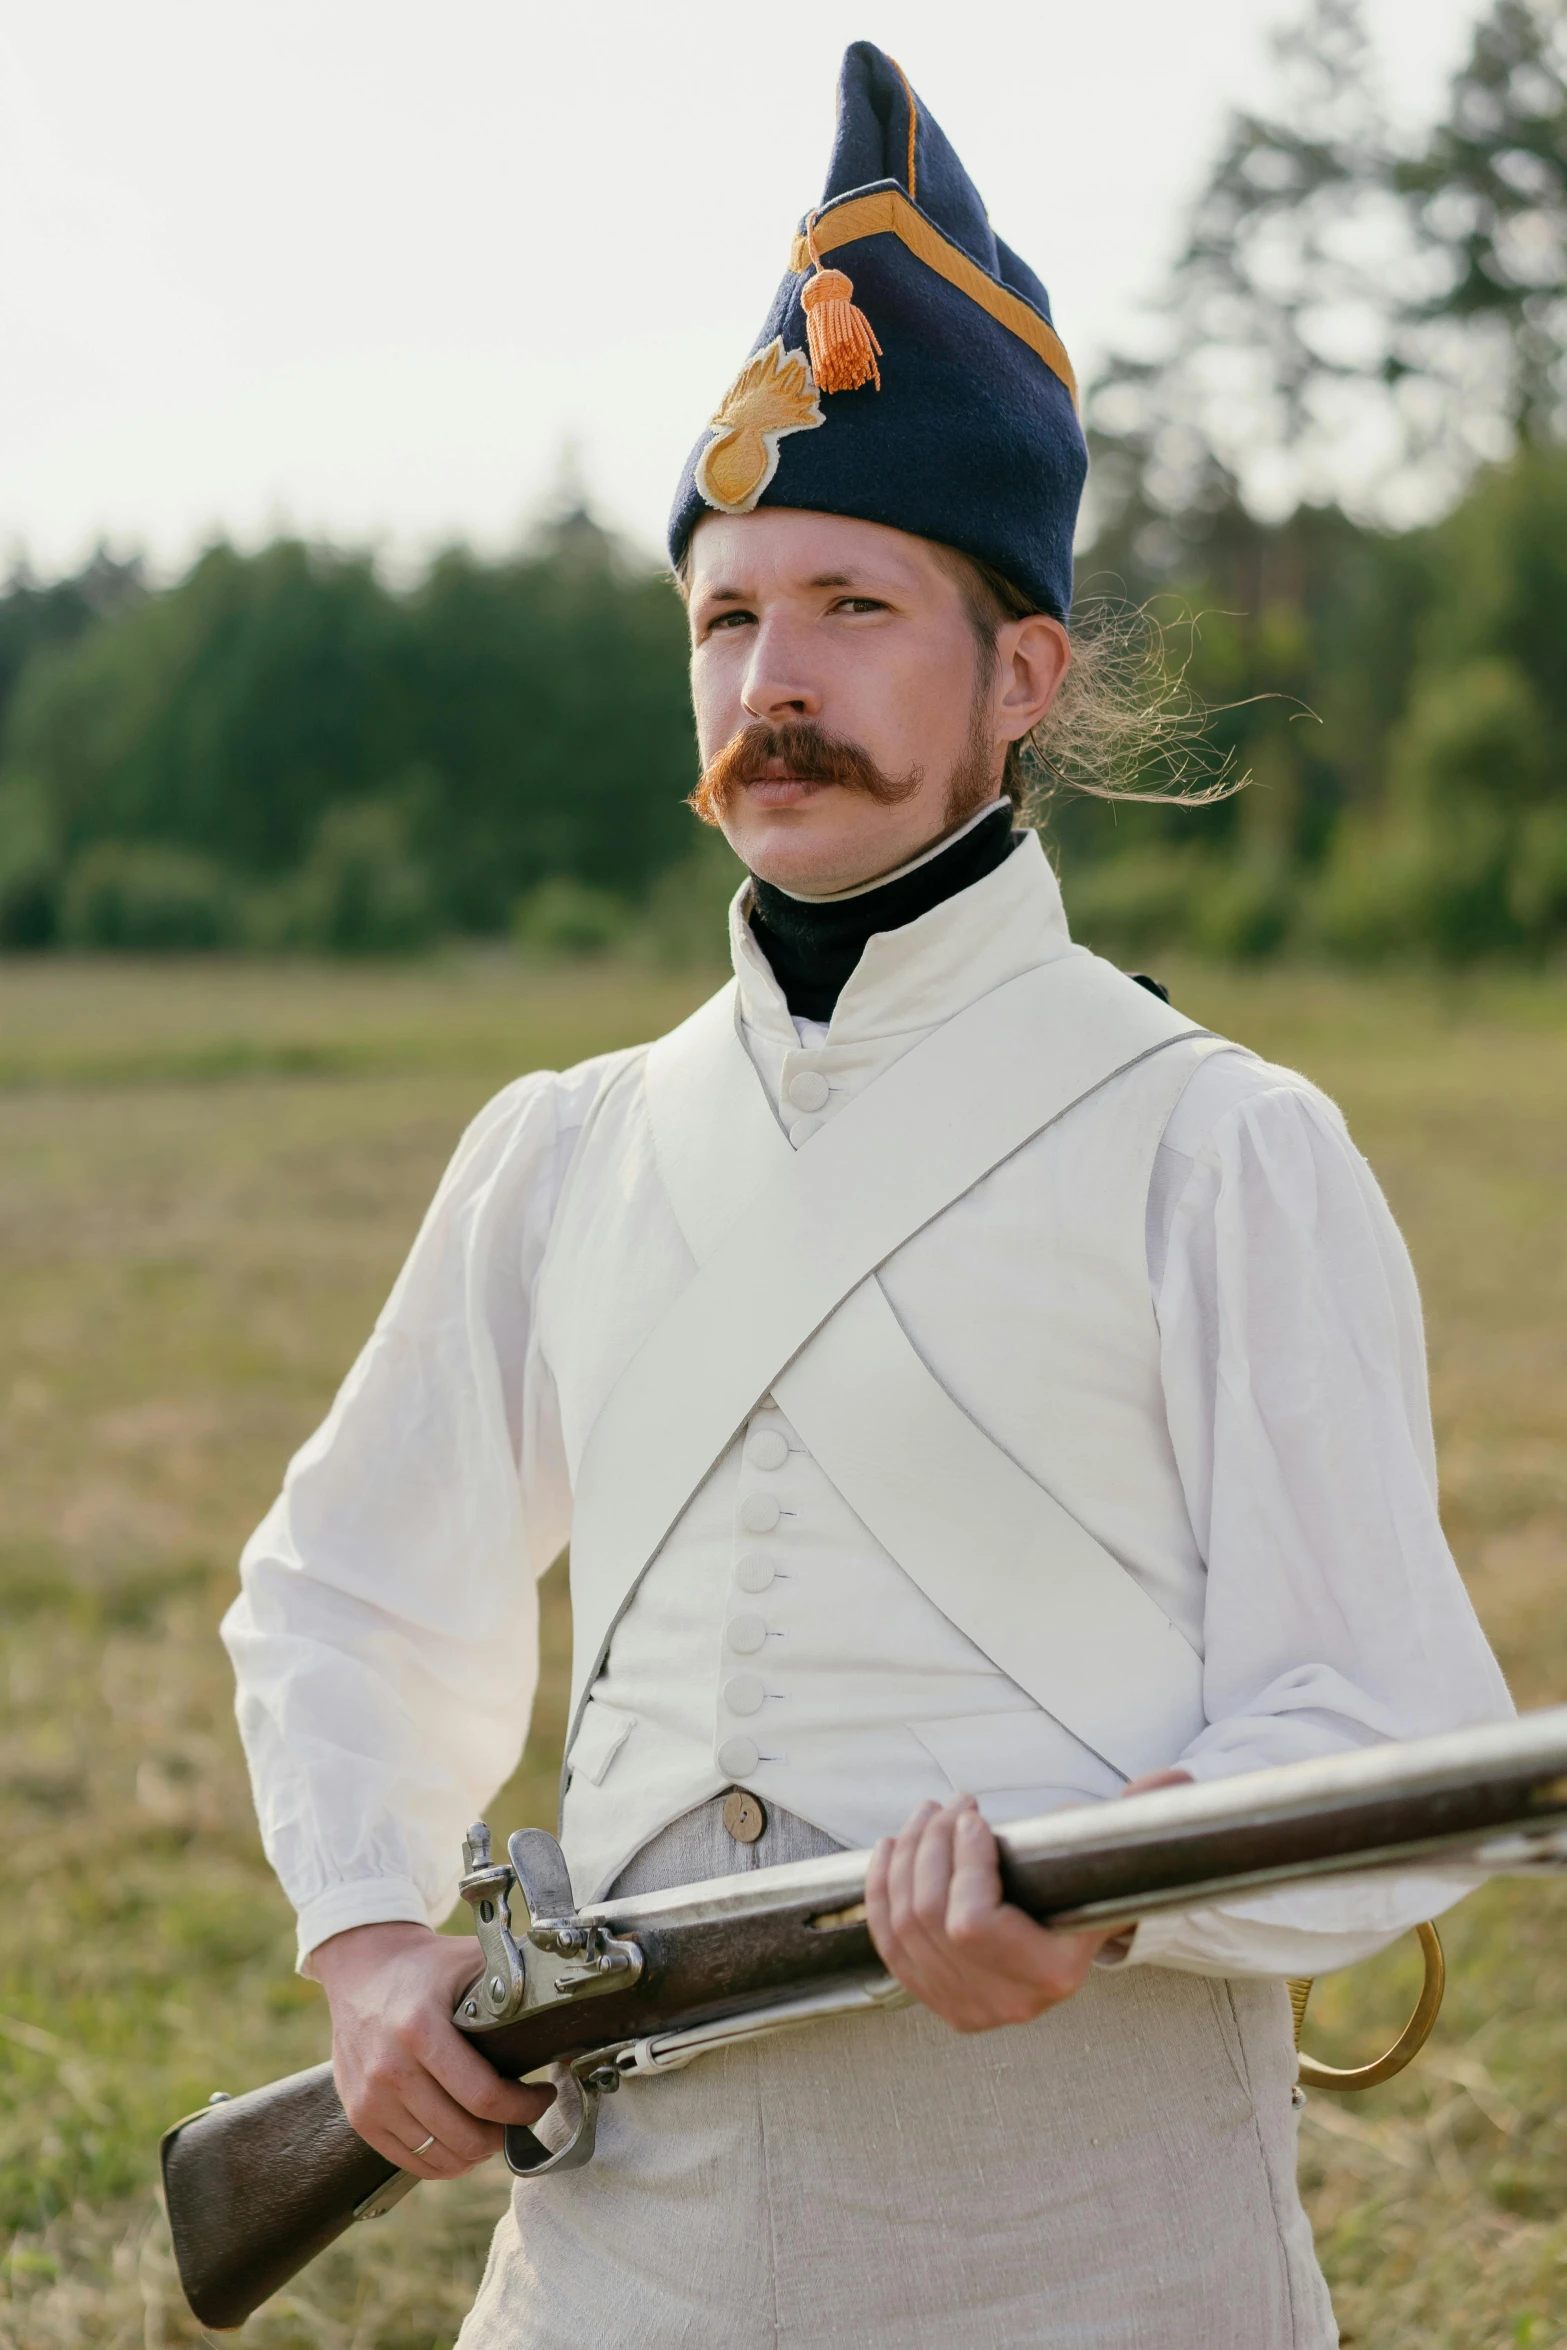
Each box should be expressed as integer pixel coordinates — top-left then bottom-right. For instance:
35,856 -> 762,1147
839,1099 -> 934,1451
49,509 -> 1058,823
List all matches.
3,0 -> 1484,578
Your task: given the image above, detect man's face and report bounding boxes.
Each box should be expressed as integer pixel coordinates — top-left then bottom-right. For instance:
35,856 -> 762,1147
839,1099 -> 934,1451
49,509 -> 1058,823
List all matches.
685,508 -> 1067,895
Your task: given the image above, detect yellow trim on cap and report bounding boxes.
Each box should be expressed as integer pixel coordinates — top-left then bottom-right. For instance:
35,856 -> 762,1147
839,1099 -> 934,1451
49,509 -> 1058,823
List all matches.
887,56 -> 919,201
789,187 -> 1078,410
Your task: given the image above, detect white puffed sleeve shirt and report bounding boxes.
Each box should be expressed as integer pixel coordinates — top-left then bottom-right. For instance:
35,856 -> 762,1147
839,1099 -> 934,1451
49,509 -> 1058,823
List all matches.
224,845 -> 1511,1975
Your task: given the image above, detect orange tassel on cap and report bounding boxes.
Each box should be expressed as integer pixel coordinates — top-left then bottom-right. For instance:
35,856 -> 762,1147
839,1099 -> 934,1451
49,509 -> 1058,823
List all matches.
801,216 -> 882,392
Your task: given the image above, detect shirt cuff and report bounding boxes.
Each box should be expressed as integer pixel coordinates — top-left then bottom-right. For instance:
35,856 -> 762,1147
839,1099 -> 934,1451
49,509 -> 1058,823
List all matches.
294,1875 -> 433,1971
1114,1908 -> 1405,1979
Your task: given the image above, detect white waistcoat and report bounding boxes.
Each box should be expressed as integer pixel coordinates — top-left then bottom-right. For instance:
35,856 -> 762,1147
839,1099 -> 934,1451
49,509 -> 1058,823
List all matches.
536,837 -> 1232,1901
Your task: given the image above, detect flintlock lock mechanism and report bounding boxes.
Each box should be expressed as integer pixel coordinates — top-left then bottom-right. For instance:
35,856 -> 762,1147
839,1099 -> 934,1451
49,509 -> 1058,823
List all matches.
457,1821 -> 643,2024
354,1820 -> 645,2216
452,1821 -> 644,2178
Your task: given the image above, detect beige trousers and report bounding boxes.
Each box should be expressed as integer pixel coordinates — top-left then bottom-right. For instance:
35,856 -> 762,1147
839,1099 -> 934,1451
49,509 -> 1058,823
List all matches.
459,1800 -> 1337,2349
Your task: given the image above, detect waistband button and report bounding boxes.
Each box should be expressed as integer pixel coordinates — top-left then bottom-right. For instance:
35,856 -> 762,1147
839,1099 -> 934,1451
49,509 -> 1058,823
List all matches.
722,1788 -> 768,1844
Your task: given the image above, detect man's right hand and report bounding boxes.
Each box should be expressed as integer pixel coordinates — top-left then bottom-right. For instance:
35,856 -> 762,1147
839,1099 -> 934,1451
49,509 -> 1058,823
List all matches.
305,1921 -> 555,2179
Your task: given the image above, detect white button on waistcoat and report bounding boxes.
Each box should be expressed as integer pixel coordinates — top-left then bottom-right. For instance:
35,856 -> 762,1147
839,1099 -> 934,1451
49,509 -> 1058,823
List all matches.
735,1554 -> 775,1593
717,1735 -> 760,1779
725,1613 -> 768,1654
786,1069 -> 830,1113
724,1674 -> 766,1715
746,1427 -> 789,1470
740,1494 -> 781,1534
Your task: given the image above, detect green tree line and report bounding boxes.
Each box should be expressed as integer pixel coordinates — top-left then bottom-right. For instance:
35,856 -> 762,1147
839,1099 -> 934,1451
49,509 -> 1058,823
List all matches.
0,512 -> 717,957
0,0 -> 1562,963
1056,440 -> 1567,960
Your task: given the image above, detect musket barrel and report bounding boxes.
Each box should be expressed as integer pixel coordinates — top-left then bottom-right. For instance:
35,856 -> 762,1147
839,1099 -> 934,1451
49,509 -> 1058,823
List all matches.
543,1708 -> 1567,1977
1004,1706 -> 1567,1925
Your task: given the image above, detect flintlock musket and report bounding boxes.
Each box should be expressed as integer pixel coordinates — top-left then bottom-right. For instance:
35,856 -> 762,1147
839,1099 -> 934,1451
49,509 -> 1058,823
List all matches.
161,1709 -> 1567,2330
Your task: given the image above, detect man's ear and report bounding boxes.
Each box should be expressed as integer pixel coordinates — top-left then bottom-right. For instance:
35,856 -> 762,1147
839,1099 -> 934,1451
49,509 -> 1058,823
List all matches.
996,616 -> 1070,744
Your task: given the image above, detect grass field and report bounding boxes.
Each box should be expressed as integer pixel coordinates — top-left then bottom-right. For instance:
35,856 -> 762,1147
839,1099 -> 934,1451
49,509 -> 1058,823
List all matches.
1,948 -> 1564,2350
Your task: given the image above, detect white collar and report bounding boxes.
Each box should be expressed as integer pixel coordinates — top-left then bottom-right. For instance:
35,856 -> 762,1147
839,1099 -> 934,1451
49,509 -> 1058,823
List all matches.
729,828 -> 1074,1050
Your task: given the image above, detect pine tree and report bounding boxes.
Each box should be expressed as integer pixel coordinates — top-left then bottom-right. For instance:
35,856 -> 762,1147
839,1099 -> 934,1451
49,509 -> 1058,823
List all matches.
1086,0 -> 1567,546
1397,0 -> 1567,445
1087,0 -> 1402,549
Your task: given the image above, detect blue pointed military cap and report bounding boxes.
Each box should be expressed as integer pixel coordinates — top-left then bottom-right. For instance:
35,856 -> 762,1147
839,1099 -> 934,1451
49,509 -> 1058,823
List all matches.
668,41 -> 1086,621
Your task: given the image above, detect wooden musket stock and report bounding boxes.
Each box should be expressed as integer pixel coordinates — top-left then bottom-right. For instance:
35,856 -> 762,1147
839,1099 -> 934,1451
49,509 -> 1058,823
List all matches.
161,1710 -> 1567,2330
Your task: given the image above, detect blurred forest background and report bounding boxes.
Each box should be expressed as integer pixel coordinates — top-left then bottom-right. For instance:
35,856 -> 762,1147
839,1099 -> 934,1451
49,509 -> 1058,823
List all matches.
3,0 -> 1565,970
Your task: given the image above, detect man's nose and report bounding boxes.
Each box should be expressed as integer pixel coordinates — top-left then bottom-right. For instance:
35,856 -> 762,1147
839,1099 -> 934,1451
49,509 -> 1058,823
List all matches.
741,620 -> 822,725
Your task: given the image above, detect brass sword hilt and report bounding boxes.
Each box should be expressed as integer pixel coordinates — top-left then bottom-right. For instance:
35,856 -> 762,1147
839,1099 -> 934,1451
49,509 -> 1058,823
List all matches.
1289,1920 -> 1445,2092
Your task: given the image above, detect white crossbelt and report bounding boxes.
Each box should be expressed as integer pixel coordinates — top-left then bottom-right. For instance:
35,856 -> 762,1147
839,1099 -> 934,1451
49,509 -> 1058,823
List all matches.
565,947 -> 1223,1778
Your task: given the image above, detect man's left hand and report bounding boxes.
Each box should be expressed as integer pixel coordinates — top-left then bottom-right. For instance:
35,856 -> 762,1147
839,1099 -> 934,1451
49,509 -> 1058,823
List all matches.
865,1796 -> 1108,2030
866,1774 -> 1193,2034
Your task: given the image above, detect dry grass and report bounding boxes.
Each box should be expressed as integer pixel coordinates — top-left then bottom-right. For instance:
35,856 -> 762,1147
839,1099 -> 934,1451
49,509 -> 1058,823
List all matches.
0,948 -> 1563,2349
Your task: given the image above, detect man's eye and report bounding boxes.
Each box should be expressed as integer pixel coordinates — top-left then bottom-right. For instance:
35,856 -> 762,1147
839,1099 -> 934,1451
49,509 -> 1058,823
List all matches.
704,608 -> 755,634
834,597 -> 887,614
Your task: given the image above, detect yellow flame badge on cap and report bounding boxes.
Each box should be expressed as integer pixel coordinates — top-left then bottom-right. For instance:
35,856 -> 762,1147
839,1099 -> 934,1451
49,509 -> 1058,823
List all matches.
695,339 -> 824,514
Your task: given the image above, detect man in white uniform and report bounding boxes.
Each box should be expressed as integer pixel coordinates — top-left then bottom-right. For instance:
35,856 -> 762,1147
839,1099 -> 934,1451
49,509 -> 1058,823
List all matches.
224,44 -> 1511,2346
